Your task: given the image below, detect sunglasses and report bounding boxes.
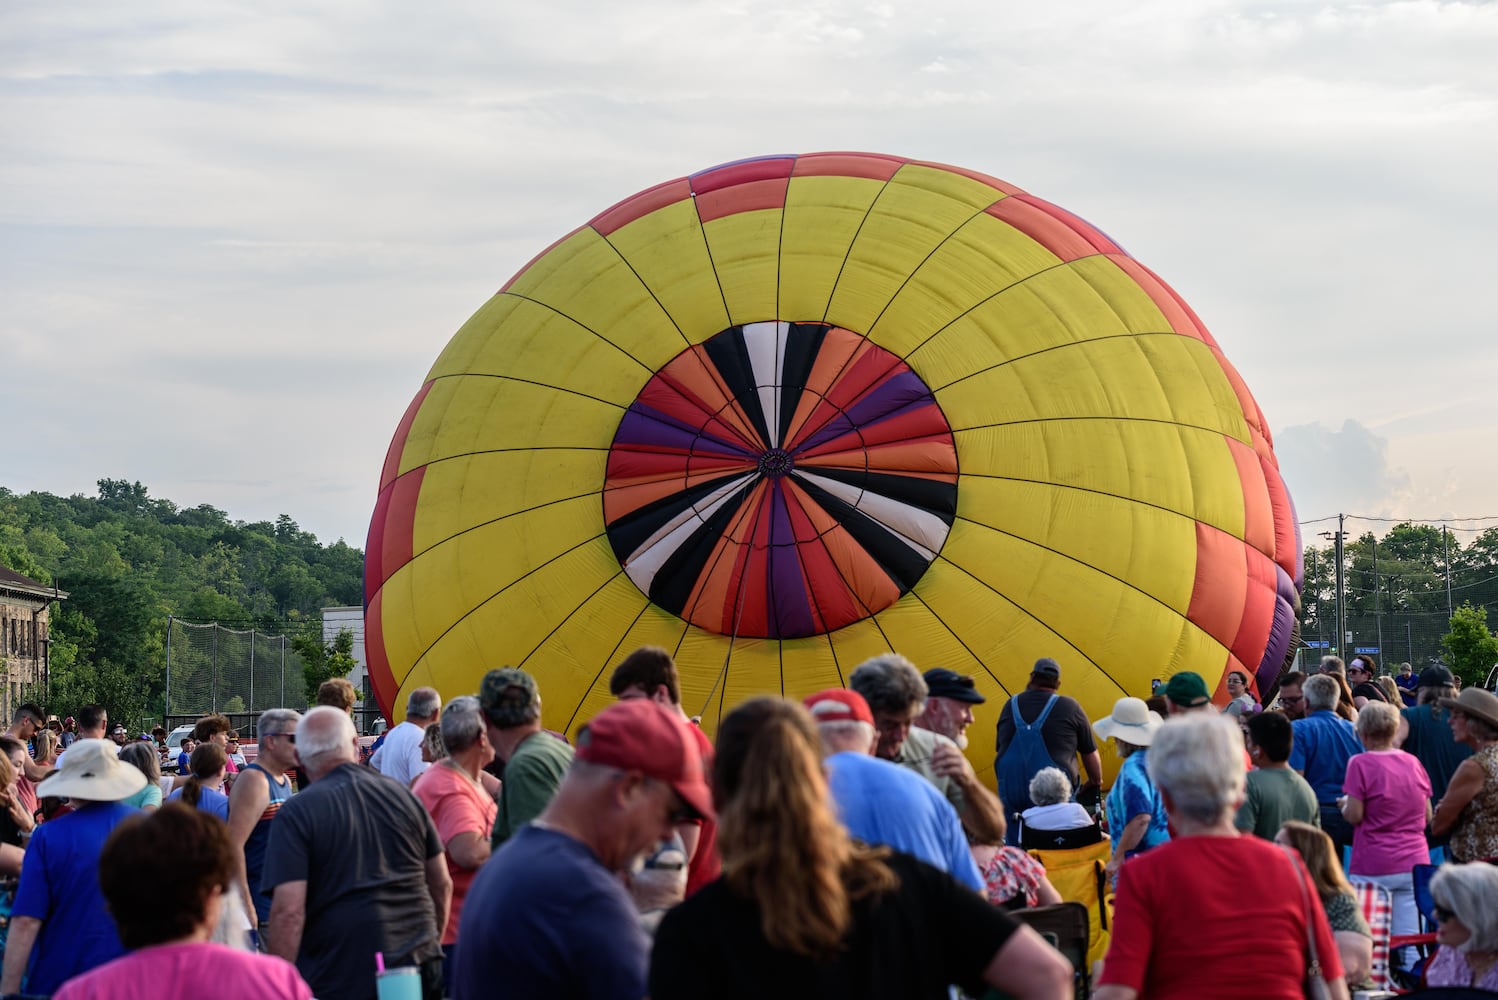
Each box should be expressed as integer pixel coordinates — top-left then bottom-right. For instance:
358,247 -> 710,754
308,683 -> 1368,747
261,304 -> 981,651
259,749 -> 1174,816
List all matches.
1434,905 -> 1458,923
268,732 -> 296,743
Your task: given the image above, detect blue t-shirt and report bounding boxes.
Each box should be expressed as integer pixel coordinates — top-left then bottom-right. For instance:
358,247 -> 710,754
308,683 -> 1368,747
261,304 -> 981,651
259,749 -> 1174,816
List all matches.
452,824 -> 648,1000
1289,710 -> 1364,803
12,800 -> 139,994
167,785 -> 231,820
1400,704 -> 1473,804
1106,750 -> 1170,857
177,750 -> 191,775
825,751 -> 983,891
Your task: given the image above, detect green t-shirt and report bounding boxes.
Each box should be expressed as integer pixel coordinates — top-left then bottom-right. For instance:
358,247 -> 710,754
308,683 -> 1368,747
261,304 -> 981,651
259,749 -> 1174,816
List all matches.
1234,767 -> 1319,841
492,731 -> 575,848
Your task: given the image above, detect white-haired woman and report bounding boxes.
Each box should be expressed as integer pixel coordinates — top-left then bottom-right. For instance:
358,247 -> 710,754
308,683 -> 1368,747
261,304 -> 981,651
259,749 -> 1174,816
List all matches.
1019,767 -> 1094,836
1093,714 -> 1350,1000
1339,700 -> 1429,964
1425,862 -> 1498,988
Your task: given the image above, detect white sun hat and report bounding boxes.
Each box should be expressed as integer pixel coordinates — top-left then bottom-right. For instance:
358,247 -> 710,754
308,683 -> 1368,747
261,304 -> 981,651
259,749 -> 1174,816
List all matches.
37,738 -> 147,802
1092,697 -> 1165,747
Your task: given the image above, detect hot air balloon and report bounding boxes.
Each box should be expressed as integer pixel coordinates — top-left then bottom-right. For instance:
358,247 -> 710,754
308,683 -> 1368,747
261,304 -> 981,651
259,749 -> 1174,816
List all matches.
365,152 -> 1301,783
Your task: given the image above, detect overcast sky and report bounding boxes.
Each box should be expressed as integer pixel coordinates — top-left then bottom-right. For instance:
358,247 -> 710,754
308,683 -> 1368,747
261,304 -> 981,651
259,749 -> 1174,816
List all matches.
3,0 -> 1496,549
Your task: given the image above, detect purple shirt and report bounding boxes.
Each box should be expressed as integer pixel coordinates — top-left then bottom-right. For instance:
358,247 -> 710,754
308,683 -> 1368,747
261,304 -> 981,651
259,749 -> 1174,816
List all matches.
1344,749 -> 1431,876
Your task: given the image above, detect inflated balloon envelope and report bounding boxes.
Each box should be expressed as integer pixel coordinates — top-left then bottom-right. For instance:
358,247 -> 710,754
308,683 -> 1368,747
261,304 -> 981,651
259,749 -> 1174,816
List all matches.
365,152 -> 1302,785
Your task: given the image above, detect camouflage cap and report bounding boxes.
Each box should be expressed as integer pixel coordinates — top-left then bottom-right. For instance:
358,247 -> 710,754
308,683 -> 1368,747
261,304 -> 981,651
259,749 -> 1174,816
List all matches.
480,667 -> 540,728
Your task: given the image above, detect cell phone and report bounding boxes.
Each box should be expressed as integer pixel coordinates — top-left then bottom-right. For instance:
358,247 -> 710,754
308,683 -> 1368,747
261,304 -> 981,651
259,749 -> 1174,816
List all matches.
1150,678 -> 1161,693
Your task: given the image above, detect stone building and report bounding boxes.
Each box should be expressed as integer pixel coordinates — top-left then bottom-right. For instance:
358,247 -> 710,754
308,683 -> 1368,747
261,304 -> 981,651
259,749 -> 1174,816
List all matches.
0,564 -> 66,722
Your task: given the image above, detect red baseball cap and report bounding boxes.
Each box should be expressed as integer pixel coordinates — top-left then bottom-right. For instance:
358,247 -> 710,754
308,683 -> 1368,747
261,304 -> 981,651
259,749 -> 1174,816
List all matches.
802,688 -> 874,726
576,699 -> 715,821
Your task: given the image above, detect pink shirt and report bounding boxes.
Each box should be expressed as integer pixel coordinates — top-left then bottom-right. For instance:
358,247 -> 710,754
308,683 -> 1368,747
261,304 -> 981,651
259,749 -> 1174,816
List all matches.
53,941 -> 310,1000
1343,749 -> 1431,876
413,760 -> 498,946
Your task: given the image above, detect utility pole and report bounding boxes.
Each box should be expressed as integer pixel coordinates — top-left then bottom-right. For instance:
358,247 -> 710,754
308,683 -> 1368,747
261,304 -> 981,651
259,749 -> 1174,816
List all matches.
1444,525 -> 1454,618
1373,532 -> 1383,663
1320,515 -> 1347,656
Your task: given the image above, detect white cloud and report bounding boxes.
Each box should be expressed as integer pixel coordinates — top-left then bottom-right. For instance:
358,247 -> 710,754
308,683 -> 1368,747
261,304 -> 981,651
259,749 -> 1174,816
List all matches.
3,0 -> 1497,542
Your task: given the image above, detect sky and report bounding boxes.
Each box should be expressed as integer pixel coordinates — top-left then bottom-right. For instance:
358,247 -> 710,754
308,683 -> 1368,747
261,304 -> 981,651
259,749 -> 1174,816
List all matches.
3,0 -> 1496,549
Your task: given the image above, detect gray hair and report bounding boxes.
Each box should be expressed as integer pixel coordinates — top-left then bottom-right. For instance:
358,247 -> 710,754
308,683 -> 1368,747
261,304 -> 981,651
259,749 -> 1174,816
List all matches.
297,705 -> 357,770
1303,674 -> 1341,713
1355,701 -> 1399,747
1319,655 -> 1345,675
440,695 -> 485,754
406,686 -> 442,720
816,719 -> 876,755
1431,863 -> 1498,952
1028,767 -> 1072,807
258,708 -> 303,738
1147,713 -> 1246,827
849,653 -> 928,715
118,741 -> 161,783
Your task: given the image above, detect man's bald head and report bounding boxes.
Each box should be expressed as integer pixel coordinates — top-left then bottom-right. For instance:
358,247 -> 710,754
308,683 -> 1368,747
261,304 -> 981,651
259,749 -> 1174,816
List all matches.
297,705 -> 358,779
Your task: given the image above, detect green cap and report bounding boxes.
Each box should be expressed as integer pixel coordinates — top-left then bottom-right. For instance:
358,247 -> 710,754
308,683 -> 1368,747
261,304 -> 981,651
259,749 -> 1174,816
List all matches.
1163,671 -> 1211,708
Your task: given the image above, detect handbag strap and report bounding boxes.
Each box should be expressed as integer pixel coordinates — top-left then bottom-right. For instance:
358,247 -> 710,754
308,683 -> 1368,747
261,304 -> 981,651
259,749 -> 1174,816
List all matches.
1280,845 -> 1323,973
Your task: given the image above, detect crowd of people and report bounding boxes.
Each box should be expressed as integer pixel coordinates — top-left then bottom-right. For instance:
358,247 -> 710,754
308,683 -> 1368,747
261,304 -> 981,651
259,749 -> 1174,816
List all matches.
0,649 -> 1495,999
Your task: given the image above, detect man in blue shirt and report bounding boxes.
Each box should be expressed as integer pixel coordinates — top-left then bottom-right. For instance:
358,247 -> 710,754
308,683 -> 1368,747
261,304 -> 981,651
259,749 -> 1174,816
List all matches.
1289,674 -> 1364,850
805,689 -> 984,891
0,739 -> 145,995
452,697 -> 714,1000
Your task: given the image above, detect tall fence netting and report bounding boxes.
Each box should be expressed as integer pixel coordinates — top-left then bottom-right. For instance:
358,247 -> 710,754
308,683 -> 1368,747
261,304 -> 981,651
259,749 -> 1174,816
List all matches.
166,619 -> 310,717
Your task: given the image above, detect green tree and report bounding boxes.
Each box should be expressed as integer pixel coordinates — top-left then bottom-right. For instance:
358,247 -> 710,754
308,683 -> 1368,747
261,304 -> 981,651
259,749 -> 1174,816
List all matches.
291,626 -> 357,695
1442,602 -> 1498,688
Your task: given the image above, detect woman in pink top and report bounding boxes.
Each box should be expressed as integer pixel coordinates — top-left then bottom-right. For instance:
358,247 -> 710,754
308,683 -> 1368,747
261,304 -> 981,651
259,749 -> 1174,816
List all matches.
1339,701 -> 1431,964
52,803 -> 311,1000
411,696 -> 499,994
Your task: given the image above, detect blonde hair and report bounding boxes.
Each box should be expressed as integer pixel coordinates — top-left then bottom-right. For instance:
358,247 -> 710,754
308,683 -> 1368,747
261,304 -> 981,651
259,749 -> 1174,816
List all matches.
1355,701 -> 1399,748
1280,820 -> 1353,899
713,697 -> 896,956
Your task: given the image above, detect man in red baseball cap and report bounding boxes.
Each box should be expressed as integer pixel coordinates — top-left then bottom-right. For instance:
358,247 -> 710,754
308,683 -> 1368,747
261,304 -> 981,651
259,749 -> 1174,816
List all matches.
803,688 -> 983,891
450,698 -> 712,999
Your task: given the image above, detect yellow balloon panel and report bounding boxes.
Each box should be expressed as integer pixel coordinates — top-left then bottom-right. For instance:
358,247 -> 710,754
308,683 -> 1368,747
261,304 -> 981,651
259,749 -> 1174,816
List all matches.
398,378 -> 620,475
410,450 -> 607,555
605,199 -> 732,345
779,175 -> 889,322
428,296 -> 654,403
869,213 -> 1066,357
954,476 -> 1199,611
953,420 -> 1248,538
702,209 -> 784,326
825,166 -> 1007,335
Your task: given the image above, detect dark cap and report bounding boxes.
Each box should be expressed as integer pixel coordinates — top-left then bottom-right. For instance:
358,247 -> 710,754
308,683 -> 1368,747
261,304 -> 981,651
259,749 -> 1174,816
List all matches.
480,667 -> 540,728
1418,665 -> 1455,689
1031,658 -> 1061,682
923,668 -> 986,704
1163,671 -> 1211,708
576,700 -> 715,821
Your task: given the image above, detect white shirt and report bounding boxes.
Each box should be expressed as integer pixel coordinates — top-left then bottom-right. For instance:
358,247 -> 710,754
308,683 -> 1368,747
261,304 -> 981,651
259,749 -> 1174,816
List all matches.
370,720 -> 429,786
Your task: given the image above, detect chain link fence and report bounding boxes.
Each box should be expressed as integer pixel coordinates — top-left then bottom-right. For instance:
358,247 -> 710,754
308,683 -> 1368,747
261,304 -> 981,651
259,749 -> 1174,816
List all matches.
165,619 -> 310,717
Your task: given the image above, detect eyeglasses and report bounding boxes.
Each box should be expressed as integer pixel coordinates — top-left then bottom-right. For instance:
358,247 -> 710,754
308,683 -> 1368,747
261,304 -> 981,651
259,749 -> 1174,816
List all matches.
1279,696 -> 1304,704
267,732 -> 296,743
1433,905 -> 1457,923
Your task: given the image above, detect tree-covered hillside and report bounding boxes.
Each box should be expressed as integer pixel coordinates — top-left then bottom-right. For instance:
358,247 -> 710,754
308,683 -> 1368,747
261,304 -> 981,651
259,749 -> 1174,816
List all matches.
0,479 -> 363,727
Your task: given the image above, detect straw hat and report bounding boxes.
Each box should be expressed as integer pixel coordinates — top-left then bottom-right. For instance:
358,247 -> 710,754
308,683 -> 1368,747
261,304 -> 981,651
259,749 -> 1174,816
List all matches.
1093,697 -> 1165,747
40,738 -> 147,802
1438,687 -> 1498,732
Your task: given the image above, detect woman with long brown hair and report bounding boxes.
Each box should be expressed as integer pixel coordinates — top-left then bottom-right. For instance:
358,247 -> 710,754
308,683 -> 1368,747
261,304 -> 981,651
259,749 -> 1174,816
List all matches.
649,696 -> 1070,999
167,742 -> 230,820
1276,820 -> 1373,991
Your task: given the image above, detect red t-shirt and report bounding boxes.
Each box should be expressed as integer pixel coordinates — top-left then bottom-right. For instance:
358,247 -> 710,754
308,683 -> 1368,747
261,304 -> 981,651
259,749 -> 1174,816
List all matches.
413,761 -> 498,946
684,722 -> 720,897
1099,834 -> 1343,999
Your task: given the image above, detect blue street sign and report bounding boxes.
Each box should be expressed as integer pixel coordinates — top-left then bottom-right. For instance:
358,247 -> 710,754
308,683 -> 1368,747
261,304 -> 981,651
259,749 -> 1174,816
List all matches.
1304,641 -> 1331,648
1355,646 -> 1380,654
